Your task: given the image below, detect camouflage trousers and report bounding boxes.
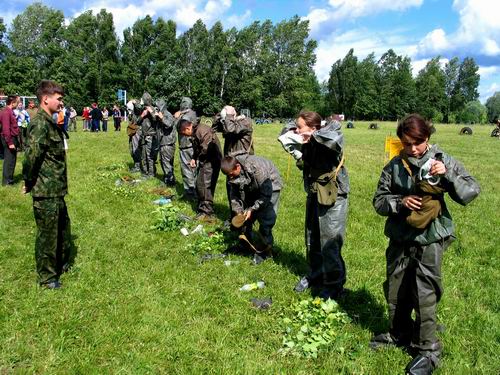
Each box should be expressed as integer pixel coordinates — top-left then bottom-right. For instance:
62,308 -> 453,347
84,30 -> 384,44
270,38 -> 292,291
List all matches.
305,194 -> 348,292
159,143 -> 176,185
33,197 -> 75,285
179,147 -> 196,191
384,236 -> 454,356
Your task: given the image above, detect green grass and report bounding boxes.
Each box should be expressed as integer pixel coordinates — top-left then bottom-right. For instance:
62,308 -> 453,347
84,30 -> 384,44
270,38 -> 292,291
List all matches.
1,121 -> 498,374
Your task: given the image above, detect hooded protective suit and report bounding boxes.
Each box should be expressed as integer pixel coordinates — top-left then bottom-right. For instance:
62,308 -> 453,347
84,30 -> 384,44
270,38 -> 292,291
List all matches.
176,97 -> 196,194
156,98 -> 176,185
137,92 -> 158,177
301,120 -> 350,297
373,144 -> 480,366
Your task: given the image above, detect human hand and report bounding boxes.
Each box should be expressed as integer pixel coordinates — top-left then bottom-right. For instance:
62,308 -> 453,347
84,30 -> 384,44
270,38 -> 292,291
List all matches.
141,109 -> 149,118
244,210 -> 252,221
22,185 -> 27,194
429,160 -> 446,176
8,144 -> 15,150
157,111 -> 164,120
402,195 -> 422,211
189,159 -> 197,168
174,111 -> 181,119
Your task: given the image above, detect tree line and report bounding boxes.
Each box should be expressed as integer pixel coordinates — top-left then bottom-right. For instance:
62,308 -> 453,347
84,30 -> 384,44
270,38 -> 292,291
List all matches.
0,2 -> 498,122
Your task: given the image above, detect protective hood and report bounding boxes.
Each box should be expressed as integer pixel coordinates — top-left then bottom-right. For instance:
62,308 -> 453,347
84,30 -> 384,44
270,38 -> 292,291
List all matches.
180,97 -> 192,111
155,98 -> 167,113
141,92 -> 153,106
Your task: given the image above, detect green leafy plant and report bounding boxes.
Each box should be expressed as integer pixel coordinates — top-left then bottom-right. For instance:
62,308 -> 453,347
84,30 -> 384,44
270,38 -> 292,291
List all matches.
279,297 -> 351,358
151,204 -> 183,232
186,231 -> 227,255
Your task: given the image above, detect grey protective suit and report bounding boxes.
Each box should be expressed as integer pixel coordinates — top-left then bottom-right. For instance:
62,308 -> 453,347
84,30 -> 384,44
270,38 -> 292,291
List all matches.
301,121 -> 350,296
156,99 -> 176,185
128,102 -> 142,171
373,144 -> 480,365
229,155 -> 283,246
176,97 -> 196,193
137,92 -> 159,177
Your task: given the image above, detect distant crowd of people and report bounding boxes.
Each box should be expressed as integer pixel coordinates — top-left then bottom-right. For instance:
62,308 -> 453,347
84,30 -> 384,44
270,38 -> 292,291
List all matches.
81,103 -> 123,132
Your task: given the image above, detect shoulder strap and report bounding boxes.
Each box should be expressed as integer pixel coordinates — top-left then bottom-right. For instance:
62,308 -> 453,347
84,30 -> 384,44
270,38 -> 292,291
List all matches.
334,154 -> 345,179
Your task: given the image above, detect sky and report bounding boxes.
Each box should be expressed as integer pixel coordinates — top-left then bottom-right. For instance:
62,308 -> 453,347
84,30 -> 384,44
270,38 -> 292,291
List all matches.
2,0 -> 500,102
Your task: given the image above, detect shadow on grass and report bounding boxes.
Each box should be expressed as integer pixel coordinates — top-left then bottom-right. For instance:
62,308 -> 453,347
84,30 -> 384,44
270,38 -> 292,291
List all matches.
272,244 -> 309,277
338,287 -> 388,334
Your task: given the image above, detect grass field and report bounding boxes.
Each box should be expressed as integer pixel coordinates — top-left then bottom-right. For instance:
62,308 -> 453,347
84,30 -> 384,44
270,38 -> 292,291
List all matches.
0,121 -> 498,374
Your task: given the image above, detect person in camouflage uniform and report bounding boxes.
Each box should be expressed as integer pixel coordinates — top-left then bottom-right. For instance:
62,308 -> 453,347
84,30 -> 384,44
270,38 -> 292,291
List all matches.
290,111 -> 350,301
126,100 -> 143,172
221,155 -> 282,263
155,98 -> 176,186
174,97 -> 197,199
371,114 -> 480,375
179,116 -> 221,219
22,80 -> 75,289
136,92 -> 159,178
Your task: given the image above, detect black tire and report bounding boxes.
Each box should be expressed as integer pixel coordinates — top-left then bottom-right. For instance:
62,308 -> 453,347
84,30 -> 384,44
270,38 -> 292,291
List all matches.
346,122 -> 354,129
459,126 -> 473,135
368,123 -> 379,130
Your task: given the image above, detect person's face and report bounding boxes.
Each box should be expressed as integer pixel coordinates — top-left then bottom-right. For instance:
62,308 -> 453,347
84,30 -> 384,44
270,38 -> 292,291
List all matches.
400,134 -> 428,158
181,122 -> 193,136
10,97 -> 20,109
226,164 -> 241,180
43,93 -> 64,115
294,117 -> 314,134
17,102 -> 23,110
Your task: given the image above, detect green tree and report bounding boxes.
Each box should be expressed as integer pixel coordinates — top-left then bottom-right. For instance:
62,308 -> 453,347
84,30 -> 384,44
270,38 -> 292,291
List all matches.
485,91 -> 500,122
457,100 -> 487,124
8,2 -> 65,80
376,49 -> 416,120
326,49 -> 357,118
353,53 -> 379,120
415,57 -> 446,121
443,57 -> 460,123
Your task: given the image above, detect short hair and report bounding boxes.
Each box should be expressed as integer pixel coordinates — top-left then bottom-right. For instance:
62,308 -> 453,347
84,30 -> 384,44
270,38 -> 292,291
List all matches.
36,80 -> 64,102
221,156 -> 239,174
297,111 -> 322,130
6,95 -> 19,105
397,113 -> 435,143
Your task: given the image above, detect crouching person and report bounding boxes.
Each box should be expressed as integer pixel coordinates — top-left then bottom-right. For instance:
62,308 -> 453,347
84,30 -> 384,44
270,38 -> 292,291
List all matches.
179,116 -> 222,221
221,155 -> 282,264
22,80 -> 76,289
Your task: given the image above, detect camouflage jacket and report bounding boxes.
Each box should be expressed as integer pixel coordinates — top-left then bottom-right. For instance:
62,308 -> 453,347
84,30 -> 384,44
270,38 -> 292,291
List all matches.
229,155 -> 283,213
373,144 -> 480,245
301,121 -> 350,195
191,123 -> 222,163
221,114 -> 254,157
23,108 -> 68,197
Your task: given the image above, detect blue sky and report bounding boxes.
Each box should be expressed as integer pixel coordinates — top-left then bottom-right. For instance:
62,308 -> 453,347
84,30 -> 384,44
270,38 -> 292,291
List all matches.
3,0 -> 499,102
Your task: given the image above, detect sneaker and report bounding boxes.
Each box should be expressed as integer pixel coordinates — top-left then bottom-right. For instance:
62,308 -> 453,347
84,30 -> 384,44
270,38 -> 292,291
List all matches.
294,276 -> 310,292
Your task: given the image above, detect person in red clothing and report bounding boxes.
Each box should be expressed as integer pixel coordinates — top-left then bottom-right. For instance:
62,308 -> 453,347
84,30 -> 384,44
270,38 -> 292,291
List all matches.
0,95 -> 21,185
82,106 -> 90,131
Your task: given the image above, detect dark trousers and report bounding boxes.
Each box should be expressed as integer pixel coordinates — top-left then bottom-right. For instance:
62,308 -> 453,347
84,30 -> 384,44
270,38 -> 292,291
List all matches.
305,194 -> 348,291
159,143 -> 176,184
141,135 -> 159,177
91,119 -> 100,132
245,191 -> 280,246
196,159 -> 220,215
384,237 -> 453,357
102,120 -> 108,132
114,118 -> 121,131
33,197 -> 76,284
1,136 -> 18,185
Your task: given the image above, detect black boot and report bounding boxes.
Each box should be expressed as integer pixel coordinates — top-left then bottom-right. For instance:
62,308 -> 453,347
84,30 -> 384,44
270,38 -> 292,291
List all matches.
405,355 -> 434,375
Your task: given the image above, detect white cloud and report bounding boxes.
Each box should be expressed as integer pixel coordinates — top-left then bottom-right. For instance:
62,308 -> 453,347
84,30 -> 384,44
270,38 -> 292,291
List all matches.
71,0 -> 247,37
305,0 -> 423,38
478,66 -> 499,78
415,0 -> 500,61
